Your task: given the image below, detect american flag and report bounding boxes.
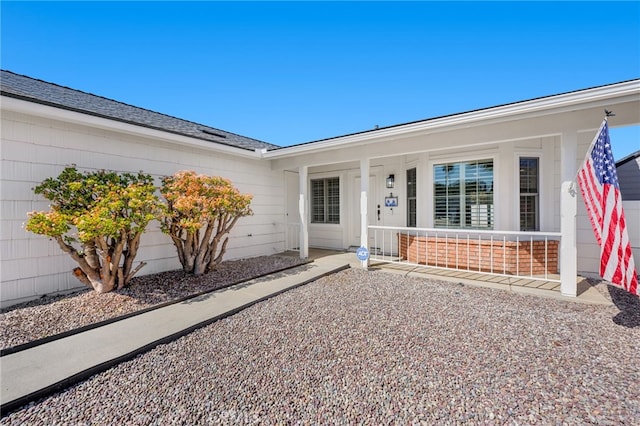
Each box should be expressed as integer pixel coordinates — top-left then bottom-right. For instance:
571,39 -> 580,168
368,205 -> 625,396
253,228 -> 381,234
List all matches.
577,119 -> 638,296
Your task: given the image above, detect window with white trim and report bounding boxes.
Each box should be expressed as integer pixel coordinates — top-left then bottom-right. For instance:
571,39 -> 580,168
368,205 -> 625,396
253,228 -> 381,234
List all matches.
407,168 -> 417,227
519,157 -> 539,231
311,177 -> 340,224
434,159 -> 494,229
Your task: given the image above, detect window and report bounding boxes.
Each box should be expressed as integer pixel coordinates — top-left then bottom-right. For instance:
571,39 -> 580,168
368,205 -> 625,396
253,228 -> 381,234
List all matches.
519,157 -> 539,231
434,159 -> 493,229
407,168 -> 417,227
311,177 -> 340,224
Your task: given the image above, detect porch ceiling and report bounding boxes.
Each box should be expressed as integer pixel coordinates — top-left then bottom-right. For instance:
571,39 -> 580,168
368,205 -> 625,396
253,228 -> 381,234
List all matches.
267,80 -> 640,170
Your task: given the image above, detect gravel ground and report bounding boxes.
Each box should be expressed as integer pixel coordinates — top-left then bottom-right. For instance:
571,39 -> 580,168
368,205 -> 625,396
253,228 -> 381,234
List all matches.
0,254 -> 303,350
2,268 -> 639,425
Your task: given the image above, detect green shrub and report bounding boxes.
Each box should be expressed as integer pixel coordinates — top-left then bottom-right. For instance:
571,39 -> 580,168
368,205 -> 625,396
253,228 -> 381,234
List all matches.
26,166 -> 162,293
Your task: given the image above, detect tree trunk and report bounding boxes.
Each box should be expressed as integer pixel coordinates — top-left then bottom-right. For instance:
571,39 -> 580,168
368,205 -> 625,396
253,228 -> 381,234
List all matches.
193,220 -> 215,274
54,236 -> 102,287
192,259 -> 207,276
165,204 -> 250,275
207,235 -> 229,272
54,235 -> 121,293
122,233 -> 137,282
91,275 -> 117,294
206,214 -> 240,272
165,218 -> 186,268
182,230 -> 197,273
83,242 -> 101,270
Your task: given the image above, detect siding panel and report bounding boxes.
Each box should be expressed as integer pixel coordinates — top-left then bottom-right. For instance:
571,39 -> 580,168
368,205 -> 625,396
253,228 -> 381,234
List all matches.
1,111 -> 284,307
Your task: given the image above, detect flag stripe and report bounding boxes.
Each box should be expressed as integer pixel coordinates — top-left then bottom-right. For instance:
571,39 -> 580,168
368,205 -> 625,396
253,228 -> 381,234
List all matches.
600,186 -> 620,280
578,163 -> 603,245
577,119 -> 638,296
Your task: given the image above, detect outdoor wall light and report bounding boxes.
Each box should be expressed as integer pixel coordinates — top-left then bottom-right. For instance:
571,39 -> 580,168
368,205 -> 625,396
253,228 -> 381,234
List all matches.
386,174 -> 395,189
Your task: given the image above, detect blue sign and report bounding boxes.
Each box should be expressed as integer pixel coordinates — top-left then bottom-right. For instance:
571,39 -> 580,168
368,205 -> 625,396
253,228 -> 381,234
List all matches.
356,246 -> 369,261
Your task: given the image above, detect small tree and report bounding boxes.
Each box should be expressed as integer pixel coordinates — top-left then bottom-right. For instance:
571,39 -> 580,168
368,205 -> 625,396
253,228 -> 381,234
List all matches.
26,166 -> 161,293
160,171 -> 253,275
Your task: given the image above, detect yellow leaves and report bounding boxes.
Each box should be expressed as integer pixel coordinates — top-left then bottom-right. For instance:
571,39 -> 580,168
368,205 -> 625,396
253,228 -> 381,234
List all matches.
25,210 -> 70,237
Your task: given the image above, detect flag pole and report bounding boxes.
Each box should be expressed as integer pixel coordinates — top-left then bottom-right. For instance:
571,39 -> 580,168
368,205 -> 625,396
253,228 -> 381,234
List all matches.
572,110 -> 613,185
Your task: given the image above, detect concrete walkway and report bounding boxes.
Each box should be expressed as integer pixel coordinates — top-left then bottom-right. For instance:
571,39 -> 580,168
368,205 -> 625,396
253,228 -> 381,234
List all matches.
1,255 -> 352,415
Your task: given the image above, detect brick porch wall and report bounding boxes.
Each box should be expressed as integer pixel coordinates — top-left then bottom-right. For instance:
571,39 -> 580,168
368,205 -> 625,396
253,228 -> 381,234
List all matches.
397,234 -> 559,276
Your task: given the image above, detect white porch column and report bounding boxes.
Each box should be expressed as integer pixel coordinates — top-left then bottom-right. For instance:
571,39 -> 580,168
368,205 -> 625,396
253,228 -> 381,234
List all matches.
298,165 -> 309,259
560,132 -> 578,296
360,158 -> 370,268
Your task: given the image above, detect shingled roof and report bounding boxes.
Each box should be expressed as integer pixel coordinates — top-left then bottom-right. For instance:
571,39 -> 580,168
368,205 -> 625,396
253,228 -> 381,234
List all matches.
0,70 -> 279,151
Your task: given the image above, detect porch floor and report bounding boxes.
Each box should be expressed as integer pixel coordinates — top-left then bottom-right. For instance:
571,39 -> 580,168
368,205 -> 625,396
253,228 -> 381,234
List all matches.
283,249 -> 611,305
368,261 -> 610,305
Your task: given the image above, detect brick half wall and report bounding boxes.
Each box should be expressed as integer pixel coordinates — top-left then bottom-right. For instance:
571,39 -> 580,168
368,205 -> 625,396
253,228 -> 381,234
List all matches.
398,234 -> 559,276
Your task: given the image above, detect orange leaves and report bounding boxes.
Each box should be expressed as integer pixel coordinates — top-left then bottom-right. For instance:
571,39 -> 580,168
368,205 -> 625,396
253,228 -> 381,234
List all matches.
160,170 -> 253,231
159,171 -> 253,274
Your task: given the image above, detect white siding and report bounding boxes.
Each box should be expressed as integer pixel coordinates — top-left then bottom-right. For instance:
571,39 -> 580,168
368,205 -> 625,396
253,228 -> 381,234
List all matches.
308,225 -> 344,250
0,110 -> 284,307
576,131 -> 601,275
577,200 -> 640,279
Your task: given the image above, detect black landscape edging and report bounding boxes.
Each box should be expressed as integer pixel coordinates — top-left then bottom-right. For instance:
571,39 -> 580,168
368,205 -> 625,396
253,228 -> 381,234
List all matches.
0,264 -> 350,417
0,259 -> 313,357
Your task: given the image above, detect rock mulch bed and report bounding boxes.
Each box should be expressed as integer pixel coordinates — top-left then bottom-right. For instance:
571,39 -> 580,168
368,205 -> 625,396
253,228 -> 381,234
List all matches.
2,268 -> 638,424
0,254 -> 304,350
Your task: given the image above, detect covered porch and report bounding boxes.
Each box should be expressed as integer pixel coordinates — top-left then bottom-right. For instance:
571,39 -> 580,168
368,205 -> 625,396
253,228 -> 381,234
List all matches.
267,80 -> 640,298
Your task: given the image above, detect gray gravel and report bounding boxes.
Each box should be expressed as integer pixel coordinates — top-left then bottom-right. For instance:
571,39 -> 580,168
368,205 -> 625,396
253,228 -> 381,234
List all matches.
0,254 -> 303,349
2,268 -> 638,424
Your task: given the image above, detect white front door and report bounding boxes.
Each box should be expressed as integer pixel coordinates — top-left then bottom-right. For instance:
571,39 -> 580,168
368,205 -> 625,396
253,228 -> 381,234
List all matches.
350,172 -> 380,247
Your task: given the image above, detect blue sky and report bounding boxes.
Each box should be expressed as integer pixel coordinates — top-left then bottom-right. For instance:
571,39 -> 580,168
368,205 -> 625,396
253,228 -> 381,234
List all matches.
2,1 -> 639,159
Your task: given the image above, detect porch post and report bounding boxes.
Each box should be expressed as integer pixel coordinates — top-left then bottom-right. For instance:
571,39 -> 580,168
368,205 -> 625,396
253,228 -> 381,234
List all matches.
360,158 -> 370,268
560,132 -> 578,296
299,165 -> 309,259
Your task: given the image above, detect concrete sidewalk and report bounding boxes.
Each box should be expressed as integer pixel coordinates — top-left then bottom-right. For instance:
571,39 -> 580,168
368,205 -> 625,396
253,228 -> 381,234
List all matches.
1,255 -> 352,415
